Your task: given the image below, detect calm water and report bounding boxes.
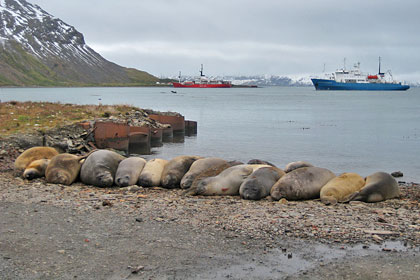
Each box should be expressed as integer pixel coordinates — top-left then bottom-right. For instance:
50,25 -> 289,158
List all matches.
1,86 -> 419,182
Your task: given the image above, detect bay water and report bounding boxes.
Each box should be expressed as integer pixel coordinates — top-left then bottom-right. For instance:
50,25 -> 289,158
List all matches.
1,86 -> 419,182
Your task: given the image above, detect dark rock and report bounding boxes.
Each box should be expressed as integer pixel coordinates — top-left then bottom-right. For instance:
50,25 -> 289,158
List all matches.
391,171 -> 403,177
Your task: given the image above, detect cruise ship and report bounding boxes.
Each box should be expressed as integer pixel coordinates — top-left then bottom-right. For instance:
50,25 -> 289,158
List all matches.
311,58 -> 409,91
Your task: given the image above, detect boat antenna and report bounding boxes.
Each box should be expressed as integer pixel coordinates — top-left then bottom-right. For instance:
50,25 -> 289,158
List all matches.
200,64 -> 204,77
323,63 -> 326,73
343,58 -> 346,70
178,71 -> 181,82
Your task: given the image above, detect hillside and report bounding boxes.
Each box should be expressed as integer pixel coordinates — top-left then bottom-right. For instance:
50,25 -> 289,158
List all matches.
0,0 -> 159,86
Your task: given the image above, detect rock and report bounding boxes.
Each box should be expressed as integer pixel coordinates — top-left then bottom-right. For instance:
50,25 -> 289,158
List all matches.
391,171 -> 403,178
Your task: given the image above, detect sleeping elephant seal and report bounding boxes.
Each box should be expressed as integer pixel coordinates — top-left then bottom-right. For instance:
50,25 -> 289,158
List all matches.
240,166 -> 285,200
45,153 -> 89,185
80,150 -> 125,187
180,157 -> 227,189
161,156 -> 202,189
320,172 -> 365,205
271,167 -> 336,201
193,164 -> 269,196
183,161 -> 241,196
115,157 -> 146,187
345,172 -> 400,203
14,146 -> 59,177
138,159 -> 168,187
284,161 -> 313,173
23,159 -> 50,180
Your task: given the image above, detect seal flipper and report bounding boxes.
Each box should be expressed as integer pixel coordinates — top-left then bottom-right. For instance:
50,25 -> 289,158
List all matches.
341,191 -> 363,203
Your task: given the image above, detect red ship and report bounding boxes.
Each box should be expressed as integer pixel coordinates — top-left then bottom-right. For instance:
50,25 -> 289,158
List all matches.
172,65 -> 232,88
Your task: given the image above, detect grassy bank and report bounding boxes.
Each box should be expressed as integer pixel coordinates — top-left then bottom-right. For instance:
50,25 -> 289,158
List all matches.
0,101 -> 142,136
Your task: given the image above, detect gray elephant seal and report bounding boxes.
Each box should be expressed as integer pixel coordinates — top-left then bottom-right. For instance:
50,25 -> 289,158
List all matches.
240,166 -> 285,200
80,150 -> 125,187
138,159 -> 168,187
45,153 -> 89,185
161,156 -> 201,189
270,167 -> 336,201
180,157 -> 227,189
320,172 -> 365,205
247,159 -> 276,167
15,146 -> 58,176
345,172 -> 400,203
115,157 -> 146,187
284,161 -> 313,173
193,164 -> 269,196
183,161 -> 240,196
23,159 -> 50,180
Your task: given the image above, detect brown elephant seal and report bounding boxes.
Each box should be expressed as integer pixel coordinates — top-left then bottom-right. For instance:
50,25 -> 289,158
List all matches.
345,172 -> 400,203
284,161 -> 313,173
192,164 -> 269,196
45,153 -> 90,185
161,156 -> 202,189
271,167 -> 336,201
180,157 -> 227,189
240,166 -> 285,200
23,159 -> 50,180
138,159 -> 169,187
14,146 -> 59,176
115,157 -> 146,187
80,150 -> 125,187
320,172 -> 365,205
247,159 -> 276,167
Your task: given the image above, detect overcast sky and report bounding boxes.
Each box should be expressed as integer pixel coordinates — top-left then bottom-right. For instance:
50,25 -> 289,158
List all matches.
30,0 -> 420,81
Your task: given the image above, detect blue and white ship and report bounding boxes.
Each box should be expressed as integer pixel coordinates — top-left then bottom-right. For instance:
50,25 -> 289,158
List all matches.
311,58 -> 409,91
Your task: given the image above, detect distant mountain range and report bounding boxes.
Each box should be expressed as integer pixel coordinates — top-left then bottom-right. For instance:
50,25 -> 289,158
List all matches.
0,0 -> 159,86
169,74 -> 313,87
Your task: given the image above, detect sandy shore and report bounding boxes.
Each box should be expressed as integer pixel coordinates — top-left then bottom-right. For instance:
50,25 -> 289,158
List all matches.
0,168 -> 419,279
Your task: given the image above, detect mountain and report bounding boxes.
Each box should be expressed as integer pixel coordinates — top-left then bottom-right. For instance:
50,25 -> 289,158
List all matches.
0,0 -> 158,86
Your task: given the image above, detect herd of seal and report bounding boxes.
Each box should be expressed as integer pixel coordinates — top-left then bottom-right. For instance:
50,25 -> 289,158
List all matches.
14,146 -> 401,204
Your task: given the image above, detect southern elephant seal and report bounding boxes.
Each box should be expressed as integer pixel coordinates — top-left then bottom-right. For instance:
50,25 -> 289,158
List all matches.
345,172 -> 400,203
270,167 -> 336,201
23,159 -> 50,180
180,157 -> 227,189
193,164 -> 269,196
14,146 -> 59,177
284,161 -> 313,173
161,156 -> 201,189
183,161 -> 241,196
239,166 -> 285,200
137,159 -> 168,187
80,150 -> 125,187
45,153 -> 88,185
320,172 -> 365,205
115,157 -> 146,187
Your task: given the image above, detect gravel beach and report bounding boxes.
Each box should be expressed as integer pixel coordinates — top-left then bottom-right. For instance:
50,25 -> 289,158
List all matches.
0,142 -> 419,279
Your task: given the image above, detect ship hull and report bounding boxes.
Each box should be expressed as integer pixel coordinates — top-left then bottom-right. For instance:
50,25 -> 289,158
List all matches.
311,79 -> 410,91
172,82 -> 232,88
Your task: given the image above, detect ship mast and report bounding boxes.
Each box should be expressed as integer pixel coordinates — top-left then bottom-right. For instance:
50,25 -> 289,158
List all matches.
200,64 -> 205,77
378,56 -> 384,75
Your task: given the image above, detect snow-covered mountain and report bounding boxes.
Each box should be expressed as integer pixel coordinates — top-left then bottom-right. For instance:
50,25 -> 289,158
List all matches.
170,74 -> 313,87
0,0 -> 157,86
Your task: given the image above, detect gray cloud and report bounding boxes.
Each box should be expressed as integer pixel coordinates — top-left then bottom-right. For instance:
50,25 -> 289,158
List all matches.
30,0 -> 420,81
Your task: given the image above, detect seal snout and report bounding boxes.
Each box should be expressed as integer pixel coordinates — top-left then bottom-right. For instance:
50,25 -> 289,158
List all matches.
24,169 -> 38,180
116,176 -> 130,187
96,173 -> 113,187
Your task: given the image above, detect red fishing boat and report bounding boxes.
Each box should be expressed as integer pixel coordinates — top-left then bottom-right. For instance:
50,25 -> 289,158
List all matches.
172,65 -> 232,88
